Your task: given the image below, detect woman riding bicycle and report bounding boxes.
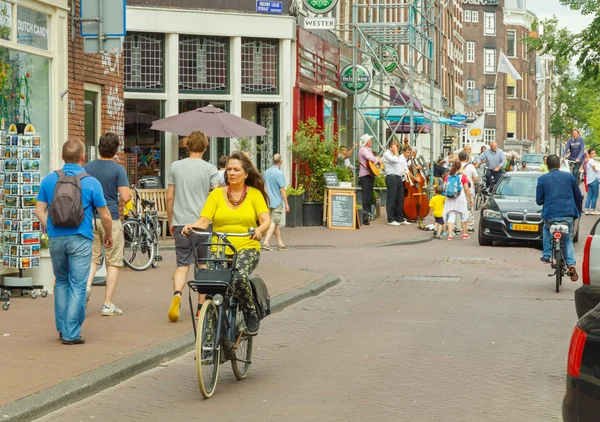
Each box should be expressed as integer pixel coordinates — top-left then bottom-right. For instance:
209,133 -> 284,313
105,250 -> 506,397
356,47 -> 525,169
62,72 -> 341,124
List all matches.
183,152 -> 271,336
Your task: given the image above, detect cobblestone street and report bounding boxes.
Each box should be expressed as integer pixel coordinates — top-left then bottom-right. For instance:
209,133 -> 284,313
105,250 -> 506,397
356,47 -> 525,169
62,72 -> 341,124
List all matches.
36,221 -> 584,422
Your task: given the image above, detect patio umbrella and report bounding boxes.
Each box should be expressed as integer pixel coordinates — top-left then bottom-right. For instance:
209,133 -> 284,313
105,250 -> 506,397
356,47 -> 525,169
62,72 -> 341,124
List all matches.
150,105 -> 266,137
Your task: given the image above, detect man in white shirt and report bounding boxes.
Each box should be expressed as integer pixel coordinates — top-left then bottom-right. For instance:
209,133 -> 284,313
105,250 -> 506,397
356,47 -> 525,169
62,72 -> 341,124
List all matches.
459,151 -> 479,232
382,140 -> 411,226
585,148 -> 600,215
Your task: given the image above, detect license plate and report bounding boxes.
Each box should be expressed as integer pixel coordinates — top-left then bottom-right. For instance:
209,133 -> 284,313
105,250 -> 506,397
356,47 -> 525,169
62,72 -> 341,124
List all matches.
511,223 -> 538,232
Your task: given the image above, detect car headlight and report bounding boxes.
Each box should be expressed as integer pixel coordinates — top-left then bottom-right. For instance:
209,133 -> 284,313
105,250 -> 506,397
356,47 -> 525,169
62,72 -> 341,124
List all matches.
483,210 -> 502,219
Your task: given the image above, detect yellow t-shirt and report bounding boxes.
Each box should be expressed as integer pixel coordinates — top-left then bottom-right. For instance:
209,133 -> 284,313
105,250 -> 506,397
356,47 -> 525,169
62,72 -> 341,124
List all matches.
429,194 -> 446,218
201,186 -> 269,251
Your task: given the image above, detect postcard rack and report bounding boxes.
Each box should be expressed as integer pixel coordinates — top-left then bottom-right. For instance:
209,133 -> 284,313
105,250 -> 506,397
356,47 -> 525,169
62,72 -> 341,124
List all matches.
0,128 -> 47,310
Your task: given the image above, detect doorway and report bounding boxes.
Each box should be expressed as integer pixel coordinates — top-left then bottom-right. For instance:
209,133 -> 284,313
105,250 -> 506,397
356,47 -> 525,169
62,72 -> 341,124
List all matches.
84,90 -> 99,161
257,104 -> 279,173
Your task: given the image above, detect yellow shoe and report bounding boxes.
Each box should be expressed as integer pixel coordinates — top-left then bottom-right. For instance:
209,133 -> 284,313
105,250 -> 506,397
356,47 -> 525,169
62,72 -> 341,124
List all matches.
168,294 -> 182,322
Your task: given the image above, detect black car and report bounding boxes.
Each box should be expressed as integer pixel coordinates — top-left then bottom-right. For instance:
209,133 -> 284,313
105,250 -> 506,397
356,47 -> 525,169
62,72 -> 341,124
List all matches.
562,305 -> 600,421
478,171 -> 580,246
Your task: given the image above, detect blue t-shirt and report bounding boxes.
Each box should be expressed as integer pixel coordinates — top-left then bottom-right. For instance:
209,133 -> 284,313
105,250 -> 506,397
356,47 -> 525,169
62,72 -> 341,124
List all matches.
37,164 -> 107,240
84,159 -> 129,219
264,165 -> 286,209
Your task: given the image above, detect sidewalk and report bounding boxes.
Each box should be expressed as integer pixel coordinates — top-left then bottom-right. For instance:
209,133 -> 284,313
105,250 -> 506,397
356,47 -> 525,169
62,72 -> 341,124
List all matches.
0,219 -> 429,420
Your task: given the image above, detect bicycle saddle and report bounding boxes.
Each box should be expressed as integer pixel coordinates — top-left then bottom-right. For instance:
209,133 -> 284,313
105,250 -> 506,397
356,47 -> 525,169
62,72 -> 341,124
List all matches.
549,223 -> 569,234
142,199 -> 155,208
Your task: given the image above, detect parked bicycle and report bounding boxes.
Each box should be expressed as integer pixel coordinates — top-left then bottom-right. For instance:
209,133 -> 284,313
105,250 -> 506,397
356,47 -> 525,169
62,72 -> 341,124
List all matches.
186,227 -> 256,399
122,185 -> 162,271
548,222 -> 569,293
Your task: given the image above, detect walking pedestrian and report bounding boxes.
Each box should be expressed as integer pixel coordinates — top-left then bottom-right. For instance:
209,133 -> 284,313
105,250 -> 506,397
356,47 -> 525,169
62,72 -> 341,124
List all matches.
459,151 -> 478,233
358,134 -> 381,225
585,149 -> 600,215
84,133 -> 131,316
382,139 -> 411,226
263,154 -> 290,251
166,131 -> 220,322
36,139 -> 113,345
443,160 -> 473,240
217,155 -> 228,186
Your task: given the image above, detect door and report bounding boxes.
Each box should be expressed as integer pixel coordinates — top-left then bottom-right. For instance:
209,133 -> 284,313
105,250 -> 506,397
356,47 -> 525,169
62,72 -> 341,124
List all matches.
84,90 -> 98,161
257,104 -> 279,173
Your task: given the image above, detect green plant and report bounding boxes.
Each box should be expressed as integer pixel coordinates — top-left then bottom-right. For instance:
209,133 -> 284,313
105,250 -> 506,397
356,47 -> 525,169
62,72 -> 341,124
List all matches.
286,185 -> 305,196
334,166 -> 353,184
233,136 -> 258,160
40,233 -> 49,250
374,174 -> 386,188
291,118 -> 337,202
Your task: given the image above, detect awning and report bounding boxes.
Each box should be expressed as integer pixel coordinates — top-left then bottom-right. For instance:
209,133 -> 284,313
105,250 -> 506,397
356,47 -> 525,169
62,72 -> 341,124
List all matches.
363,108 -> 461,126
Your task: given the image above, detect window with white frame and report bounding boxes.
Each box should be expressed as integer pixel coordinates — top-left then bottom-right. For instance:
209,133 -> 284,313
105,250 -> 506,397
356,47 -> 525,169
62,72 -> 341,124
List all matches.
464,10 -> 471,22
472,11 -> 479,23
507,74 -> 517,98
466,80 -> 475,91
484,12 -> 496,36
522,30 -> 528,59
124,33 -> 164,91
484,49 -> 495,73
179,35 -> 229,92
241,38 -> 279,93
466,41 -> 475,62
507,30 -> 517,58
523,72 -> 528,100
484,89 -> 495,114
484,128 -> 496,144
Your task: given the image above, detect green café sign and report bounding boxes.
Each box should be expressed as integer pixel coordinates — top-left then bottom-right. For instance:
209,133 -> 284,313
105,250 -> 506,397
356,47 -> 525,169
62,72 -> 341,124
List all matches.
340,64 -> 371,95
304,0 -> 338,14
373,46 -> 399,73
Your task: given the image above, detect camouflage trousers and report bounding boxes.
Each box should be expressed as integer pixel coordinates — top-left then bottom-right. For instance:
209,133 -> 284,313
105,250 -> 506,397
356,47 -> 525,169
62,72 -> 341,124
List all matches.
233,248 -> 259,314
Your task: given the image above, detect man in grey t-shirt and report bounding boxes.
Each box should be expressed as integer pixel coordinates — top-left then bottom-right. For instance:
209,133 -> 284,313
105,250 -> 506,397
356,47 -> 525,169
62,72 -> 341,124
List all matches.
166,131 -> 220,323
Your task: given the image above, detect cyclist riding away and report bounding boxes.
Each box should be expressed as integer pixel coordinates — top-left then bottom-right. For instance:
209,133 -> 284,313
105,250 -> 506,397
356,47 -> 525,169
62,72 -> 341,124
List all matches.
183,152 -> 271,336
476,141 -> 506,191
564,128 -> 585,180
536,155 -> 582,281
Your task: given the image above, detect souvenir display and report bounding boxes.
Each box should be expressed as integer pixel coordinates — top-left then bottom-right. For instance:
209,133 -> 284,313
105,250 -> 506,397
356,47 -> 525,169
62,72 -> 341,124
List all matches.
0,130 -> 41,270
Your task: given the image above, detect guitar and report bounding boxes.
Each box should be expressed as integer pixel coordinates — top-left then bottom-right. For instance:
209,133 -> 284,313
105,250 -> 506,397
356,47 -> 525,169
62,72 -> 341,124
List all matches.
367,160 -> 384,177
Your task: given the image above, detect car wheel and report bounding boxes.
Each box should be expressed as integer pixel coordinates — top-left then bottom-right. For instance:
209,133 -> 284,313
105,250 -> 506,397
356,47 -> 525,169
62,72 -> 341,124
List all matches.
478,228 -> 493,247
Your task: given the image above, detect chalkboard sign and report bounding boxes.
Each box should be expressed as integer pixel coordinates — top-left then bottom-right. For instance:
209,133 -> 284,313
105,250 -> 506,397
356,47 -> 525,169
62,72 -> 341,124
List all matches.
327,189 -> 356,230
324,172 -> 339,187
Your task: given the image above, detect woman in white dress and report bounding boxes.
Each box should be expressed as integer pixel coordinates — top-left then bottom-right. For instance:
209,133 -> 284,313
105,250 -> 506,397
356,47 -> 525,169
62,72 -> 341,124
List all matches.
443,160 -> 473,240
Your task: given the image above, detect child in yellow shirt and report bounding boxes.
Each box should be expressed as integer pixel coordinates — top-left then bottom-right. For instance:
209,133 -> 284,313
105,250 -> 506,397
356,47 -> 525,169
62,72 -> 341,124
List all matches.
428,185 -> 446,239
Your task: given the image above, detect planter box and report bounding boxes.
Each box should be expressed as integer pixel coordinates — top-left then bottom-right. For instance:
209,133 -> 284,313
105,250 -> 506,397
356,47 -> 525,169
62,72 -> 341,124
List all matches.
286,195 -> 304,227
302,202 -> 324,226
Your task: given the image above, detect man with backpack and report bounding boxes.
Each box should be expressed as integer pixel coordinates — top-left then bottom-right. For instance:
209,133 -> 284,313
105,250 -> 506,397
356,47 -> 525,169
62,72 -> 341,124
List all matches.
35,139 -> 113,345
84,133 -> 131,316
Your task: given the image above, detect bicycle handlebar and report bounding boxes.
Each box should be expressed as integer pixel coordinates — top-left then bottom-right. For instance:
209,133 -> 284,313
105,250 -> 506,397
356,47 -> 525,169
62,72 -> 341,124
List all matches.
187,227 -> 256,238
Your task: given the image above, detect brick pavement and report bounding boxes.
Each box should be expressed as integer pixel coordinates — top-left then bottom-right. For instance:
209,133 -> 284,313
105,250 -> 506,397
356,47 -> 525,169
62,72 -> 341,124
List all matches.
35,223 -> 585,422
0,219 -> 428,409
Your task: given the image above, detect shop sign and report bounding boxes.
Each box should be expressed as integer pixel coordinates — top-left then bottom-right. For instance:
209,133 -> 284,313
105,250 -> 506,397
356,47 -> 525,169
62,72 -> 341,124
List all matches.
304,0 -> 338,15
17,7 -> 48,50
462,0 -> 499,5
450,113 -> 467,121
0,1 -> 11,41
303,17 -> 336,29
373,46 -> 399,73
256,1 -> 283,15
340,64 -> 371,95
450,123 -> 467,128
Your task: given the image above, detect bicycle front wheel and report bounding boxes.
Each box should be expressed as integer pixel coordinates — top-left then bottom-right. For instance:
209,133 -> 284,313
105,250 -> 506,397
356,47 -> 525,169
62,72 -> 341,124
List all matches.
475,192 -> 483,211
555,246 -> 563,293
122,220 -> 156,271
197,300 -> 220,398
231,304 -> 253,380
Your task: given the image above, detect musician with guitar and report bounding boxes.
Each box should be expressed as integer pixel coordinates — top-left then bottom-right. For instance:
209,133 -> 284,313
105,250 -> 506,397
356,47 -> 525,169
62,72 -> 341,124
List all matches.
358,134 -> 382,226
382,139 -> 412,226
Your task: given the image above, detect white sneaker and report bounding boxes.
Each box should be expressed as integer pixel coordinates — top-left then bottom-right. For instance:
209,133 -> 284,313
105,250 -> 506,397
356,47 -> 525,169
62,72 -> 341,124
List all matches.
585,210 -> 590,215
399,220 -> 411,225
101,304 -> 123,316
387,221 -> 401,226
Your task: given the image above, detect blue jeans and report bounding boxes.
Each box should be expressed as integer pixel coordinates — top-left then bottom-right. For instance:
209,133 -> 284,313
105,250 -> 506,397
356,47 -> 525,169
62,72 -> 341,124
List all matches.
542,217 -> 575,267
50,235 -> 92,341
586,180 -> 599,210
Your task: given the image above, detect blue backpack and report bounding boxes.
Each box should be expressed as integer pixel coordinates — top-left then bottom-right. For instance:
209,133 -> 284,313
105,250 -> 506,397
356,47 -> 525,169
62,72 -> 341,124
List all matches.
444,173 -> 463,198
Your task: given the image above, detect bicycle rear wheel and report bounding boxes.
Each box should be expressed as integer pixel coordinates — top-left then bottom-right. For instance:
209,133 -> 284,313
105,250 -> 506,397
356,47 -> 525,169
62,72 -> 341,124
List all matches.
196,300 -> 220,398
122,220 -> 155,271
555,247 -> 562,293
231,304 -> 253,380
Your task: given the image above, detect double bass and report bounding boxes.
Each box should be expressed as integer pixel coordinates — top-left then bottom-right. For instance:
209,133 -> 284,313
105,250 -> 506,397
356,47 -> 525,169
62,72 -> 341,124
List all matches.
403,153 -> 430,227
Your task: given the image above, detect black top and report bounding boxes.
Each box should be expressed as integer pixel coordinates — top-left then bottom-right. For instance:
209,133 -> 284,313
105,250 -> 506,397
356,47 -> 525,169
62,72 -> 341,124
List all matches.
433,164 -> 447,178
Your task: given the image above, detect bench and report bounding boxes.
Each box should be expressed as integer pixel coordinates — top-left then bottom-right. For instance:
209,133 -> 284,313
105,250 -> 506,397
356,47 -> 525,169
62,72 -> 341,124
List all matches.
131,188 -> 169,240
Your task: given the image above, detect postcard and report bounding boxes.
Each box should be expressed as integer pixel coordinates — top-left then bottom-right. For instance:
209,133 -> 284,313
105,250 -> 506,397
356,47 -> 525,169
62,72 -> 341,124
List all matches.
20,244 -> 40,257
4,184 -> 20,195
22,195 -> 37,208
4,146 -> 18,158
19,209 -> 35,220
19,148 -> 32,159
4,195 -> 19,207
22,160 -> 40,171
20,257 -> 39,268
3,219 -> 18,231
21,184 -> 40,195
10,135 -> 19,146
4,231 -> 19,244
21,232 -> 40,244
32,136 -> 40,147
31,147 -> 41,159
20,136 -> 32,147
4,159 -> 19,171
5,172 -> 19,183
3,208 -> 18,220
6,244 -> 18,256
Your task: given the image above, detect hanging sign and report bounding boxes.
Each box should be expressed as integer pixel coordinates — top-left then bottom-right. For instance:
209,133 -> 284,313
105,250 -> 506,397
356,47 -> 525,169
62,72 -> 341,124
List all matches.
303,0 -> 338,14
303,17 -> 336,29
373,46 -> 399,73
450,114 -> 467,121
450,123 -> 467,129
340,64 -> 371,95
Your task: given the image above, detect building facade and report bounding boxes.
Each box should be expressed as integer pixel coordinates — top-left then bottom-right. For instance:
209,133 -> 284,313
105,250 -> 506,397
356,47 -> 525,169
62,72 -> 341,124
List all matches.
123,1 -> 296,186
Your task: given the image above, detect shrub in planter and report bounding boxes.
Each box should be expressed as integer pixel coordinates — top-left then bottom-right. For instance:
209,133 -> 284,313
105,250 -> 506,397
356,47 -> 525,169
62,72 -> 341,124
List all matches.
285,186 -> 305,227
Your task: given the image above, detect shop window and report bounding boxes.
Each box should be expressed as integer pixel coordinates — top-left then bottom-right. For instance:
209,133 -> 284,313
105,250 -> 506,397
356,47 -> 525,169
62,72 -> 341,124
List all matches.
124,33 -> 164,91
241,38 -> 278,93
0,1 -> 11,41
17,6 -> 48,50
179,35 -> 228,93
124,99 -> 164,185
0,48 -> 49,175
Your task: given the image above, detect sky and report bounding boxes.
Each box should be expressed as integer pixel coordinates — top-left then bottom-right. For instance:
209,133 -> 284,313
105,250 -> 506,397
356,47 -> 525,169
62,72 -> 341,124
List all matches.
526,0 -> 594,34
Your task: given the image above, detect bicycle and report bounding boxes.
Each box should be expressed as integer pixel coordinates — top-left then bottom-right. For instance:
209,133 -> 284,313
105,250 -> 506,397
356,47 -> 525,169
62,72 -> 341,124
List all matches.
122,185 -> 162,271
186,227 -> 256,399
474,181 -> 490,211
548,222 -> 569,293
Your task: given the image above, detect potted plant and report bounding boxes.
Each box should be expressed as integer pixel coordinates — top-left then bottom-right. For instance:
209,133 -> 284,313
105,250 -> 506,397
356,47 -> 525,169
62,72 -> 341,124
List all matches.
285,186 -> 305,227
373,173 -> 387,206
291,118 -> 337,226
